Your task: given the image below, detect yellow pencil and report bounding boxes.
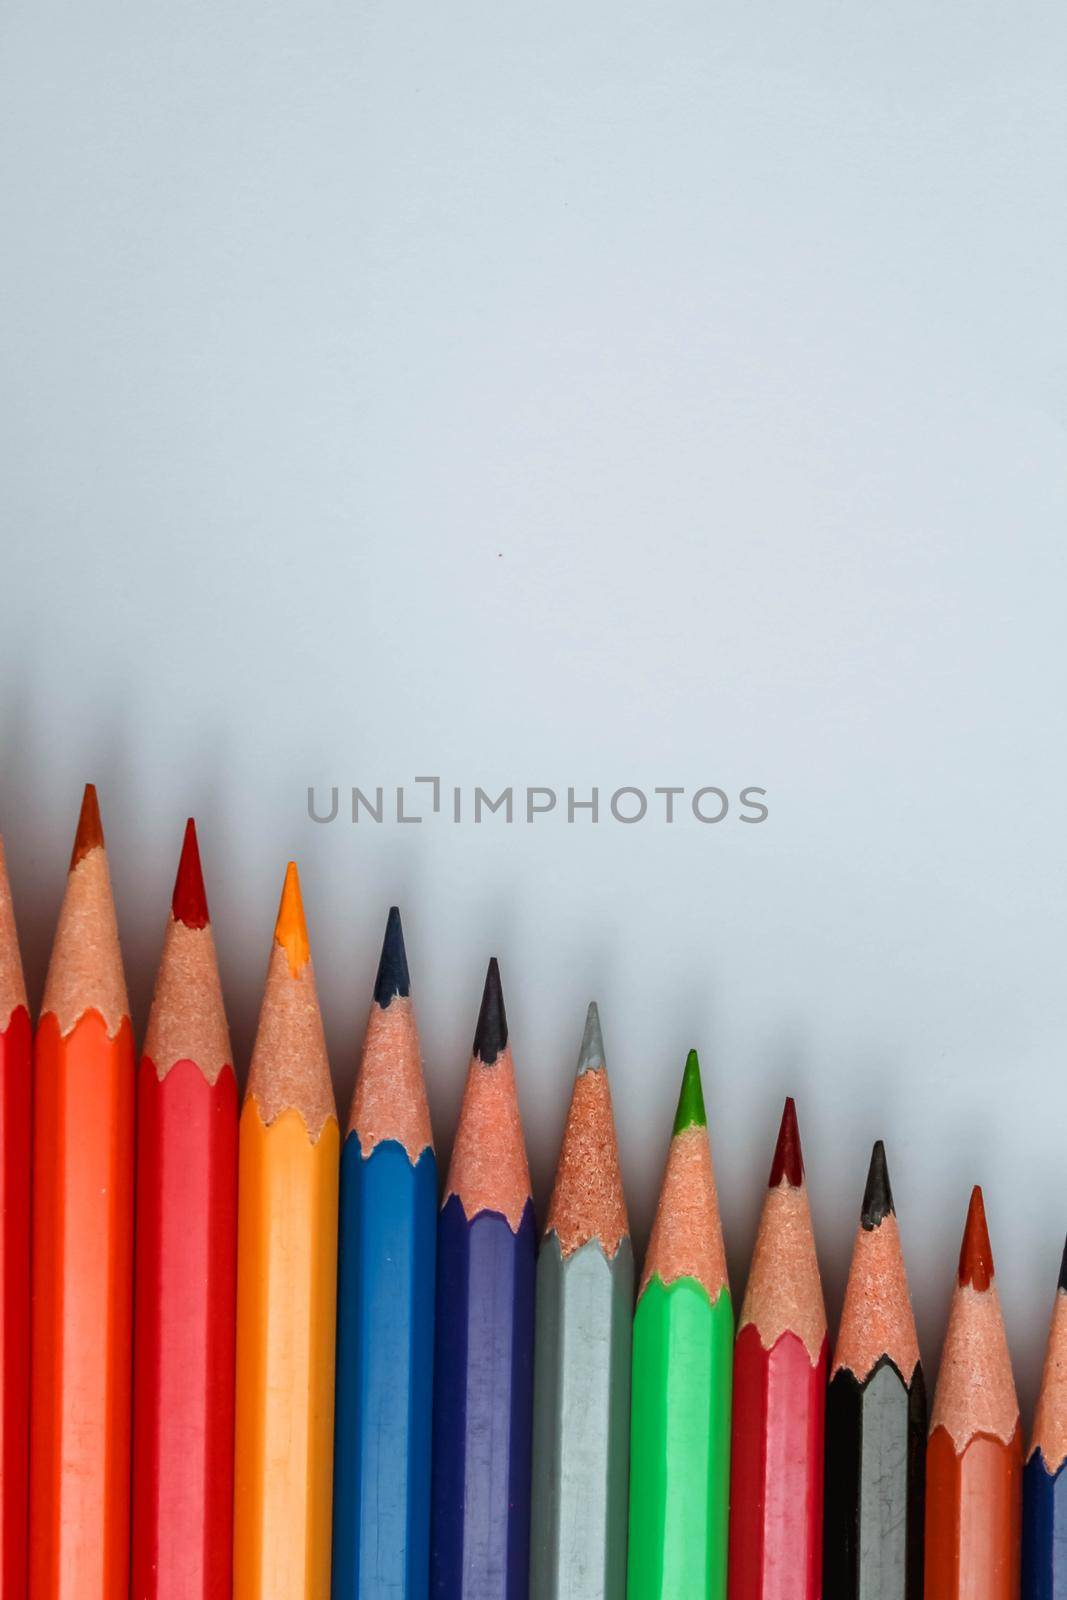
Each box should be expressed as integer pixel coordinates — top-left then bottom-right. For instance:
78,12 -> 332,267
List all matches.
233,863 -> 339,1600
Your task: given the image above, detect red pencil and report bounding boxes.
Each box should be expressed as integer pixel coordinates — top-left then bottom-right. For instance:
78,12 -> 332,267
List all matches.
0,836 -> 31,1600
132,820 -> 238,1600
728,1097 -> 828,1600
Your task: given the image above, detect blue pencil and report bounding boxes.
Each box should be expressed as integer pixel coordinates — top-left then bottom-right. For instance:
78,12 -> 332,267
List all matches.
333,907 -> 438,1599
1024,1239 -> 1067,1600
430,958 -> 537,1600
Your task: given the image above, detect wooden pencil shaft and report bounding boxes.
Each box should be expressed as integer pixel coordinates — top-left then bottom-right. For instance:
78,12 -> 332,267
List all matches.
925,1427 -> 1021,1599
232,1106 -> 339,1600
627,1280 -> 733,1600
1023,1454 -> 1067,1600
925,1189 -> 1021,1598
430,1196 -> 537,1600
29,1011 -> 136,1600
530,1234 -> 633,1600
824,1362 -> 926,1600
0,1002 -> 31,1600
131,1058 -> 238,1600
332,1135 -> 437,1599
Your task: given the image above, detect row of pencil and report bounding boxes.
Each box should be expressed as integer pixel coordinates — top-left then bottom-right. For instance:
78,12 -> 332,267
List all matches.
0,785 -> 1061,1600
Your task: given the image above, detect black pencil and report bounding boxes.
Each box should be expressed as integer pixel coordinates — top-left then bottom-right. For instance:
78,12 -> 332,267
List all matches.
824,1142 -> 926,1599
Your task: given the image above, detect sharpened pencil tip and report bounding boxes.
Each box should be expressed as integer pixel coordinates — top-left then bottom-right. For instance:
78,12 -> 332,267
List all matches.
1059,1235 -> 1067,1296
70,783 -> 104,868
673,1049 -> 707,1134
958,1185 -> 994,1291
373,905 -> 410,1007
860,1140 -> 894,1230
576,1002 -> 605,1075
768,1096 -> 804,1187
273,861 -> 310,976
172,818 -> 209,929
473,957 -> 508,1063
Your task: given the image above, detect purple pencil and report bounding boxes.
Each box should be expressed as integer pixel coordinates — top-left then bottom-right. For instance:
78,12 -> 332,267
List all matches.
430,959 -> 536,1599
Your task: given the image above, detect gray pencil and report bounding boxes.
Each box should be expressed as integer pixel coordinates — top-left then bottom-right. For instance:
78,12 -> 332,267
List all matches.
529,1004 -> 634,1600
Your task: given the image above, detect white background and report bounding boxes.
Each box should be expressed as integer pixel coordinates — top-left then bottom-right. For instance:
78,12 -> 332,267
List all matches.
1,2 -> 1065,1408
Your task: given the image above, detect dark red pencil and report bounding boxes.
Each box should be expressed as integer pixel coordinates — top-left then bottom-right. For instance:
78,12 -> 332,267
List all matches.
131,820 -> 238,1600
729,1098 -> 828,1600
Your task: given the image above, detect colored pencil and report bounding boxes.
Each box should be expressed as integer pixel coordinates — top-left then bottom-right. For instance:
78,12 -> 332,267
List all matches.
627,1048 -> 732,1600
233,863 -> 340,1600
925,1186 -> 1021,1599
728,1096 -> 828,1600
530,1003 -> 633,1600
29,784 -> 136,1600
0,836 -> 31,1600
333,906 -> 437,1600
430,957 -> 536,1600
824,1141 -> 925,1600
1024,1238 -> 1067,1600
131,819 -> 238,1600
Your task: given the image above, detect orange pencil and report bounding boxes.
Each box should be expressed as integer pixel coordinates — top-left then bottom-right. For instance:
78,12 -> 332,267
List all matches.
29,785 -> 135,1600
925,1186 -> 1021,1600
233,863 -> 339,1600
1,836 -> 31,1600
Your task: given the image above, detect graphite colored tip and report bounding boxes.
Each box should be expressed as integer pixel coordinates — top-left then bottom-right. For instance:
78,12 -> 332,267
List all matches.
373,905 -> 410,1007
273,861 -> 310,976
1058,1235 -> 1067,1296
958,1185 -> 994,1291
172,818 -> 209,929
768,1095 -> 804,1187
576,1001 -> 605,1075
472,956 -> 508,1063
673,1049 -> 707,1135
860,1139 -> 895,1230
70,782 -> 104,867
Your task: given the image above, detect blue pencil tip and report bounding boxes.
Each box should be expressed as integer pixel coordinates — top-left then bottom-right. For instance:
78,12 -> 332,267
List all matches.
372,906 -> 410,1006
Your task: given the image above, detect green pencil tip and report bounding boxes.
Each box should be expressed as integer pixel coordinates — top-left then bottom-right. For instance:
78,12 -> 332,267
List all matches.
673,1048 -> 706,1134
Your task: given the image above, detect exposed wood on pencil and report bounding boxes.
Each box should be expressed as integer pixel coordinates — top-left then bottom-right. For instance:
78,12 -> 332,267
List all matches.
640,1049 -> 727,1299
737,1096 -> 826,1361
41,783 -> 128,1037
929,1188 -> 1018,1449
347,905 -> 433,1163
245,861 -> 335,1140
0,836 -> 27,1025
142,819 -> 231,1084
544,1002 -> 628,1260
1031,1243 -> 1067,1474
832,1142 -> 921,1385
443,956 -> 531,1231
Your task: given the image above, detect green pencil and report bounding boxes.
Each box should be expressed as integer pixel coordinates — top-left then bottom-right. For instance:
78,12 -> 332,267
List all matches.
626,1050 -> 733,1600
